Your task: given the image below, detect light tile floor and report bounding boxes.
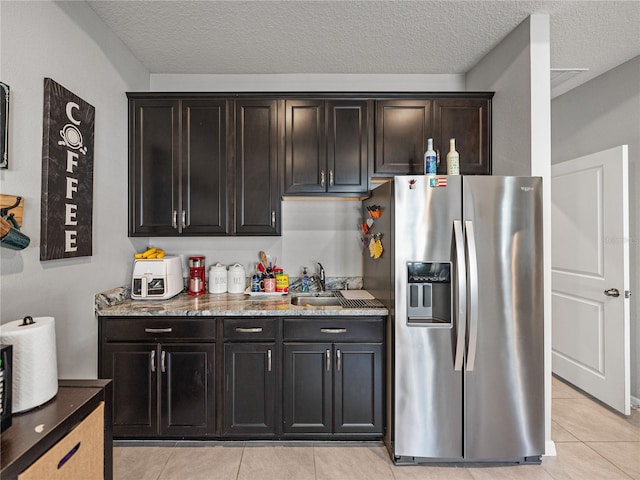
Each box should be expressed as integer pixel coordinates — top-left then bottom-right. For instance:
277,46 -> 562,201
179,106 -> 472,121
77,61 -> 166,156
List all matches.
114,376 -> 640,480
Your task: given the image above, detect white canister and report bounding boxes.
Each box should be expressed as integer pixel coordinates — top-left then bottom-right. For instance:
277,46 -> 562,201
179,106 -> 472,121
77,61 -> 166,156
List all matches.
227,263 -> 246,294
209,263 -> 228,294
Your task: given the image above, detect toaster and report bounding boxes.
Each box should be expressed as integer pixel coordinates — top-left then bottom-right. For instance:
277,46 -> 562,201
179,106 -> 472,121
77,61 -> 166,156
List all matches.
131,256 -> 184,300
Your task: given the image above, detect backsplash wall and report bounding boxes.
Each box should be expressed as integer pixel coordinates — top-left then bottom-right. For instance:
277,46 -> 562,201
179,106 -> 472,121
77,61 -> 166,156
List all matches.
142,199 -> 366,283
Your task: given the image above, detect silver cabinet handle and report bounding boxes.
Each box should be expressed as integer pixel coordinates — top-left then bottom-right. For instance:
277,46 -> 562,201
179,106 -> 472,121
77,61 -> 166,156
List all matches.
267,349 -> 272,372
172,210 -> 177,229
465,220 -> 479,372
161,350 -> 166,373
604,288 -> 620,297
150,350 -> 156,373
326,349 -> 331,371
271,211 -> 276,228
329,169 -> 334,187
320,328 -> 347,334
336,349 -> 341,371
453,220 -> 467,372
182,209 -> 187,228
320,170 -> 325,188
145,328 -> 173,333
236,327 -> 263,333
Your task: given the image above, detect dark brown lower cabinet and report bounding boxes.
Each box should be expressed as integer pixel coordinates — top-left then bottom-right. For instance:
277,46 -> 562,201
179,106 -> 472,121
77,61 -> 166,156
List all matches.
283,342 -> 383,437
223,343 -> 277,436
99,315 -> 384,440
101,342 -> 215,438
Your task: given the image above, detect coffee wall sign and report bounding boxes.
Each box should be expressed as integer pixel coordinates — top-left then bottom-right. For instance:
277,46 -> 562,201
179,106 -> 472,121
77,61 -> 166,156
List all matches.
40,78 -> 94,260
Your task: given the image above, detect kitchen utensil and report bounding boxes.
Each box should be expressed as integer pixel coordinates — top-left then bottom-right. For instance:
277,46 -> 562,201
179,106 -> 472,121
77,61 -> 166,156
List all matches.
259,251 -> 269,268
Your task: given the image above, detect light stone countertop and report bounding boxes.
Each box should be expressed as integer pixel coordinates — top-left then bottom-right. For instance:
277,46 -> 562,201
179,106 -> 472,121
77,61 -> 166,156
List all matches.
95,287 -> 388,317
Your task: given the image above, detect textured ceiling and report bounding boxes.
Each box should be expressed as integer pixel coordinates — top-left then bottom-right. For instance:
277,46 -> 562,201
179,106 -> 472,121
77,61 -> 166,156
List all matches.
87,0 -> 640,96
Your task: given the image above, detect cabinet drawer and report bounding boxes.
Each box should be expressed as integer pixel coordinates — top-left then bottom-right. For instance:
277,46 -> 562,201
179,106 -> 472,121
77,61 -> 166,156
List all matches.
101,317 -> 216,342
284,318 -> 383,342
19,403 -> 104,480
224,318 -> 277,341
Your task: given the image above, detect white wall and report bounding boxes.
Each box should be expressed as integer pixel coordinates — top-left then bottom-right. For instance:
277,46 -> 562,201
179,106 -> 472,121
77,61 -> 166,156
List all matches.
0,1 -> 149,378
150,73 -> 465,92
466,14 -> 553,454
551,56 -> 640,402
144,199 -> 365,282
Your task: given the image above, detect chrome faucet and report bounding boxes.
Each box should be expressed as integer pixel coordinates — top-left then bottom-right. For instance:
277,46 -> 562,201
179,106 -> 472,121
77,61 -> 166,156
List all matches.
317,263 -> 326,291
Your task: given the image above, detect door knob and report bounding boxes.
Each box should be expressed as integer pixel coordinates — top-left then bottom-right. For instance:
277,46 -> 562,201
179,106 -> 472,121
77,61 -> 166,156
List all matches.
604,288 -> 620,297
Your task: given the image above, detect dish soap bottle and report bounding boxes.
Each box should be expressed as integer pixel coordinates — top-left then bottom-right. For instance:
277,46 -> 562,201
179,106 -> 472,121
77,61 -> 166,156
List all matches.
446,138 -> 460,175
300,267 -> 309,292
424,138 -> 437,174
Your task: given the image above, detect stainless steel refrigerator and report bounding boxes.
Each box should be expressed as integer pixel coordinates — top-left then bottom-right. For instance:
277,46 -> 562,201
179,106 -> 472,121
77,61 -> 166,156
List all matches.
363,175 -> 544,464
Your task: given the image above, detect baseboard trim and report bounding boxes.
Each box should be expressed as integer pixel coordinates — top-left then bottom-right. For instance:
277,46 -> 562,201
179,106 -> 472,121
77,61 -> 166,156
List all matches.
631,395 -> 640,407
544,440 -> 557,457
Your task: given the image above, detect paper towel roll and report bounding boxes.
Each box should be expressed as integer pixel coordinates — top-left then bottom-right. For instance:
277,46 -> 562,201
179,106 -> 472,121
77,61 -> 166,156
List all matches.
0,316 -> 58,413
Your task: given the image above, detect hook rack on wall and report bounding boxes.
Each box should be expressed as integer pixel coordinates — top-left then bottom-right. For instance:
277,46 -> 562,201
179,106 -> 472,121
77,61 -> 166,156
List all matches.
0,194 -> 24,227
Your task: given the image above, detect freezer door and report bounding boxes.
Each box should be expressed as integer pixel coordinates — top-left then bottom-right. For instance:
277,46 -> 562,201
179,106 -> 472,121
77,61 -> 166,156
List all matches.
462,176 -> 545,460
392,175 -> 464,460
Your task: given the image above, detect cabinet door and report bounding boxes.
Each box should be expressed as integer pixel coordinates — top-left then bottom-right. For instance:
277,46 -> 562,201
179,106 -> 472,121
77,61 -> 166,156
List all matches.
235,100 -> 281,235
283,343 -> 332,434
284,100 -> 326,194
433,98 -> 491,175
101,343 -> 159,437
161,343 -> 216,436
327,100 -> 369,193
129,98 -> 180,236
374,100 -> 432,175
223,343 -> 277,436
334,343 -> 383,434
181,99 -> 229,234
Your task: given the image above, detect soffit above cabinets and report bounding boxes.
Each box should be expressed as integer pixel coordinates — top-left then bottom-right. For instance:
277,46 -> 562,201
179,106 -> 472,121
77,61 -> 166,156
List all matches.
87,1 -> 639,96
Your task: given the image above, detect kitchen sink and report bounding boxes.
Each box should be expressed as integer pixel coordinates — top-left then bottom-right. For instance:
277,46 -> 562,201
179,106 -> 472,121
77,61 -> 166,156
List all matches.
290,294 -> 342,307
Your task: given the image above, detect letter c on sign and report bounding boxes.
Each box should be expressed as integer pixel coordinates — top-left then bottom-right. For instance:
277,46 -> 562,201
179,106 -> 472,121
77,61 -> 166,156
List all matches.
66,102 -> 81,126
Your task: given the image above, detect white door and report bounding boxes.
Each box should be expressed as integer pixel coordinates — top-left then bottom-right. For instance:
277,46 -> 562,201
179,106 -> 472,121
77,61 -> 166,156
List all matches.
551,145 -> 630,415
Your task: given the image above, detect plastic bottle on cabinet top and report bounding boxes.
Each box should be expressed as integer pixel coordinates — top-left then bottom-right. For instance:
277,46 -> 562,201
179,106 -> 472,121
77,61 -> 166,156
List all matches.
424,137 -> 437,175
446,138 -> 460,175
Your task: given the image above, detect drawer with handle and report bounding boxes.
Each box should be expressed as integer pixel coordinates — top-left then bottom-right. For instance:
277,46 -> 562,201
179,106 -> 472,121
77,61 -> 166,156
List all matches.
283,317 -> 384,342
101,317 -> 215,342
223,318 -> 277,341
18,403 -> 104,480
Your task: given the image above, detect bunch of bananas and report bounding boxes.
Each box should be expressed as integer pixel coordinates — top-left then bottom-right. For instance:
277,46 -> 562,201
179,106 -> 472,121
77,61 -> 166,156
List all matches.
134,247 -> 165,259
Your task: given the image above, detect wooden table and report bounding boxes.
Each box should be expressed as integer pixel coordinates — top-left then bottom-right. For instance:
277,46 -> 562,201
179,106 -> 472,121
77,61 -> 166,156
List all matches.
0,379 -> 112,480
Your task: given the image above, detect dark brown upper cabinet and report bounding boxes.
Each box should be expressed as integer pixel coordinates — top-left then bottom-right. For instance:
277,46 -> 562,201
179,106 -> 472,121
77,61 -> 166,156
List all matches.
374,99 -> 432,176
433,98 -> 491,175
129,94 -> 280,237
284,99 -> 369,195
373,94 -> 492,177
182,99 -> 229,234
234,99 -> 281,235
128,96 -> 229,236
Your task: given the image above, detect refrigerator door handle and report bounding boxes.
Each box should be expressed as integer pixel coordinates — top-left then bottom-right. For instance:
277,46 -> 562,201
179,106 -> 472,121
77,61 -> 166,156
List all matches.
453,220 -> 467,371
465,220 -> 479,371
